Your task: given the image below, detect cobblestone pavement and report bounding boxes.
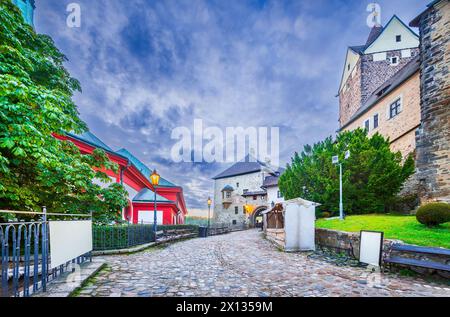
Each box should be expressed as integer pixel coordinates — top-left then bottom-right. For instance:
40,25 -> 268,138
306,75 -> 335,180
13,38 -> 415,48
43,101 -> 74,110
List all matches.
77,230 -> 450,297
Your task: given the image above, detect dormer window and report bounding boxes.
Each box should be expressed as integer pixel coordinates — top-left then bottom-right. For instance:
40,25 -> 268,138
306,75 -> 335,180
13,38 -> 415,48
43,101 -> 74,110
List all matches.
396,35 -> 402,42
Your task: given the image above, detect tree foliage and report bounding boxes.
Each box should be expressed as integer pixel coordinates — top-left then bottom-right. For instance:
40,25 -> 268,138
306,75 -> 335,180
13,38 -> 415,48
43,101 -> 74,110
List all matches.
279,129 -> 415,215
0,0 -> 128,223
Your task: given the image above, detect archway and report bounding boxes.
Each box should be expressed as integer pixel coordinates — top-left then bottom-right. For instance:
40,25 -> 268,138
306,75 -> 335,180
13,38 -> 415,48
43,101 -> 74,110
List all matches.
250,206 -> 268,228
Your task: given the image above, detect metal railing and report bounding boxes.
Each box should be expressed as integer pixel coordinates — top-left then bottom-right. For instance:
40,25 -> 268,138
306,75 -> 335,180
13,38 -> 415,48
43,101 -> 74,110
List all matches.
92,223 -> 154,251
0,208 -> 92,297
206,223 -> 248,236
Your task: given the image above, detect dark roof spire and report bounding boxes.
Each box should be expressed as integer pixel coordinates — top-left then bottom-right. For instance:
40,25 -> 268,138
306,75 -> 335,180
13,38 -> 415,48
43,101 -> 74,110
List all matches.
366,25 -> 383,46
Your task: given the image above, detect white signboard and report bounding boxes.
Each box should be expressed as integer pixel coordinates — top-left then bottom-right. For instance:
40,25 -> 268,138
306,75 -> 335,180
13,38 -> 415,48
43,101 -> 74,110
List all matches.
49,220 -> 93,269
138,210 -> 163,225
359,231 -> 384,267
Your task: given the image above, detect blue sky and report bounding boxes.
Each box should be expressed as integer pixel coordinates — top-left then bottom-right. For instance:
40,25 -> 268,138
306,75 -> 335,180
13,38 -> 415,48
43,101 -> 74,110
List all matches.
34,0 -> 429,212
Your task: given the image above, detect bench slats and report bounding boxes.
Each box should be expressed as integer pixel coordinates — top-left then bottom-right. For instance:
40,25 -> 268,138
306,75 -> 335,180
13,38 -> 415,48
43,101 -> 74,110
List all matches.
385,256 -> 450,272
391,244 -> 450,256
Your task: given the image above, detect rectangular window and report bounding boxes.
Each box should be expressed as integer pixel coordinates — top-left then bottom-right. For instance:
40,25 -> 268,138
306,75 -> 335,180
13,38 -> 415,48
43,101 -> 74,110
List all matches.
236,182 -> 239,188
253,195 -> 257,200
277,191 -> 283,198
232,220 -> 237,225
373,114 -> 379,129
365,120 -> 370,131
390,57 -> 399,66
235,206 -> 238,214
243,189 -> 249,194
396,35 -> 402,42
390,98 -> 402,119
226,192 -> 231,198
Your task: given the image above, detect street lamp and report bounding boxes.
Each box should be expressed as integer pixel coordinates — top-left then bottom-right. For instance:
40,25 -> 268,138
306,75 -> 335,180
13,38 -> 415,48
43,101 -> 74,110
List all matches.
332,150 -> 350,221
150,170 -> 160,239
207,197 -> 212,235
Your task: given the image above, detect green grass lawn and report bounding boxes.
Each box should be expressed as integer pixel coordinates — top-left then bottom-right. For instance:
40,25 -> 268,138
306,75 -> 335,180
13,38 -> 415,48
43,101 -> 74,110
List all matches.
316,215 -> 450,249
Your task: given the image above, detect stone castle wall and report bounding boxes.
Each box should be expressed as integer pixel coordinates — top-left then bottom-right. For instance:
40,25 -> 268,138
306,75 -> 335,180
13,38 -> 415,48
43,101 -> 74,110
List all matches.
360,48 -> 420,105
343,72 -> 421,159
213,172 -> 267,226
339,59 -> 362,127
415,1 -> 450,203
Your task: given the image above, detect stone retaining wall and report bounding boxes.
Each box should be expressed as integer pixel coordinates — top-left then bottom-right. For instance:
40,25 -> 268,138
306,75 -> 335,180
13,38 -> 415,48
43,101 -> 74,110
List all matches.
315,228 -> 449,278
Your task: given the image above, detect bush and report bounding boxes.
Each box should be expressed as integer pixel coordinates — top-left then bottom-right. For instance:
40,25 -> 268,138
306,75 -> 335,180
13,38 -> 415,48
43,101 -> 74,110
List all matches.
320,212 -> 332,218
416,203 -> 450,227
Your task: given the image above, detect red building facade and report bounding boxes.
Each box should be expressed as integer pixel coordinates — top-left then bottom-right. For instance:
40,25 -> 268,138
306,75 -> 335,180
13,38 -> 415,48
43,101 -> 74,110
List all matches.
54,132 -> 187,225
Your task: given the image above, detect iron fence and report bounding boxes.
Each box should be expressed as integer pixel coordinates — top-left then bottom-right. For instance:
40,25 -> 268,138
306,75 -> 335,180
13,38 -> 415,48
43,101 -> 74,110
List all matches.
92,224 -> 154,251
207,223 -> 248,236
0,209 -> 92,297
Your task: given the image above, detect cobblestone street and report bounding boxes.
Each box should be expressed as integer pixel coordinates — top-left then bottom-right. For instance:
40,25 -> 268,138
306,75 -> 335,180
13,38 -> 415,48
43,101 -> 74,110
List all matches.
77,230 -> 450,297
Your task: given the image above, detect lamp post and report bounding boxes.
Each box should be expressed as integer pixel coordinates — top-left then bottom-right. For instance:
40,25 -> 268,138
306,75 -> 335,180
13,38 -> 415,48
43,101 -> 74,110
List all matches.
332,150 -> 350,221
207,197 -> 212,236
150,170 -> 160,240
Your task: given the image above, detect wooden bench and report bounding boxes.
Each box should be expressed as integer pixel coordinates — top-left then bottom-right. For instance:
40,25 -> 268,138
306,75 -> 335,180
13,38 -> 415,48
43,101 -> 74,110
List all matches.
384,244 -> 450,273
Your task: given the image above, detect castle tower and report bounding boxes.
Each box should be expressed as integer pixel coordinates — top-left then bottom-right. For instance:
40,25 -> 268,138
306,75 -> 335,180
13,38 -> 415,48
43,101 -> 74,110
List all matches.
410,0 -> 450,203
338,16 -> 420,128
12,0 -> 35,27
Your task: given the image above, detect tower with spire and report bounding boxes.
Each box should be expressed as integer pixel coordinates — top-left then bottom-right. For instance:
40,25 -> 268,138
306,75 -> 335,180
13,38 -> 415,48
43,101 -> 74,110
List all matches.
337,15 -> 420,128
12,0 -> 35,27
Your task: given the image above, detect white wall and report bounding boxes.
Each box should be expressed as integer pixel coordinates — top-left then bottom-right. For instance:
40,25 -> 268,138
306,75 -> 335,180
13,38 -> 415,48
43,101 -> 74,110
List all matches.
267,186 -> 284,206
339,49 -> 360,92
365,17 -> 419,54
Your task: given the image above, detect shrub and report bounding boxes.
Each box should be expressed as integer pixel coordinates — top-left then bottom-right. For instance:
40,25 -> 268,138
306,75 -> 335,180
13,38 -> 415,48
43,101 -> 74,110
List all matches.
321,212 -> 332,218
416,203 -> 450,227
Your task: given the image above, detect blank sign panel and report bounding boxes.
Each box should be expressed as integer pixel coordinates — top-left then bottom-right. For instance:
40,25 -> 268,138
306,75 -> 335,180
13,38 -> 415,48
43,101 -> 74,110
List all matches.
359,231 -> 384,267
49,220 -> 93,269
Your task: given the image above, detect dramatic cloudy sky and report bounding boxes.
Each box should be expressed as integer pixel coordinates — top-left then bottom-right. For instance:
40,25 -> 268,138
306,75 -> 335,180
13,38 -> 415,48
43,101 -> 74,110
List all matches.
34,0 -> 428,212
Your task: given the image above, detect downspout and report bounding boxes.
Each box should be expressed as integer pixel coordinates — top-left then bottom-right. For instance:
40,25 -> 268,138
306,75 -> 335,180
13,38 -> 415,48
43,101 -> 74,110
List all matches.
120,161 -> 132,222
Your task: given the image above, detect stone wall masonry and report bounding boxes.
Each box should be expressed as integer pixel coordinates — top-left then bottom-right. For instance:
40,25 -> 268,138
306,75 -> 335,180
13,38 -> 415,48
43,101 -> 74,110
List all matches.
339,59 -> 362,127
360,48 -> 420,105
315,228 -> 449,277
415,1 -> 450,203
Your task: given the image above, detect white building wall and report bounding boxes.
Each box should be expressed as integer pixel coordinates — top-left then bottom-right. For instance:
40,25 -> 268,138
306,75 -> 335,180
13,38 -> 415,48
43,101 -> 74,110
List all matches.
365,17 -> 419,54
267,186 -> 284,206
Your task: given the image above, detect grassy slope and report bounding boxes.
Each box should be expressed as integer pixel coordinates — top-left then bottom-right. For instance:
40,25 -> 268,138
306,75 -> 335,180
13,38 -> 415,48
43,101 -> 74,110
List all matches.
316,215 -> 450,249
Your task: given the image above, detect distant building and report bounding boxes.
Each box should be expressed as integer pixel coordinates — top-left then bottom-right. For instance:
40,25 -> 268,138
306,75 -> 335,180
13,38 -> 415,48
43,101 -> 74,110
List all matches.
12,0 -> 35,26
55,132 -> 188,224
212,156 -> 284,228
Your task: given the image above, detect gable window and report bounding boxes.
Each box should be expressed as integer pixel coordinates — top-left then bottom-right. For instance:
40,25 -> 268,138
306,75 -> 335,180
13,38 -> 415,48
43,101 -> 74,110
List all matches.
235,206 -> 238,215
389,98 -> 402,119
373,114 -> 379,129
364,119 -> 370,131
347,64 -> 350,71
396,35 -> 402,42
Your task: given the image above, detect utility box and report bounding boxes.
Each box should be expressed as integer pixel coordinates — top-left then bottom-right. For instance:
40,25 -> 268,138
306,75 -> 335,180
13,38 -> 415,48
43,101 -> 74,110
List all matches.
284,198 -> 319,252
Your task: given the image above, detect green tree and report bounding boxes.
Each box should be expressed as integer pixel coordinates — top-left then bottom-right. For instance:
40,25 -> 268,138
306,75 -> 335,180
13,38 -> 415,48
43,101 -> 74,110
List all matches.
279,129 -> 415,215
0,0 -> 128,223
